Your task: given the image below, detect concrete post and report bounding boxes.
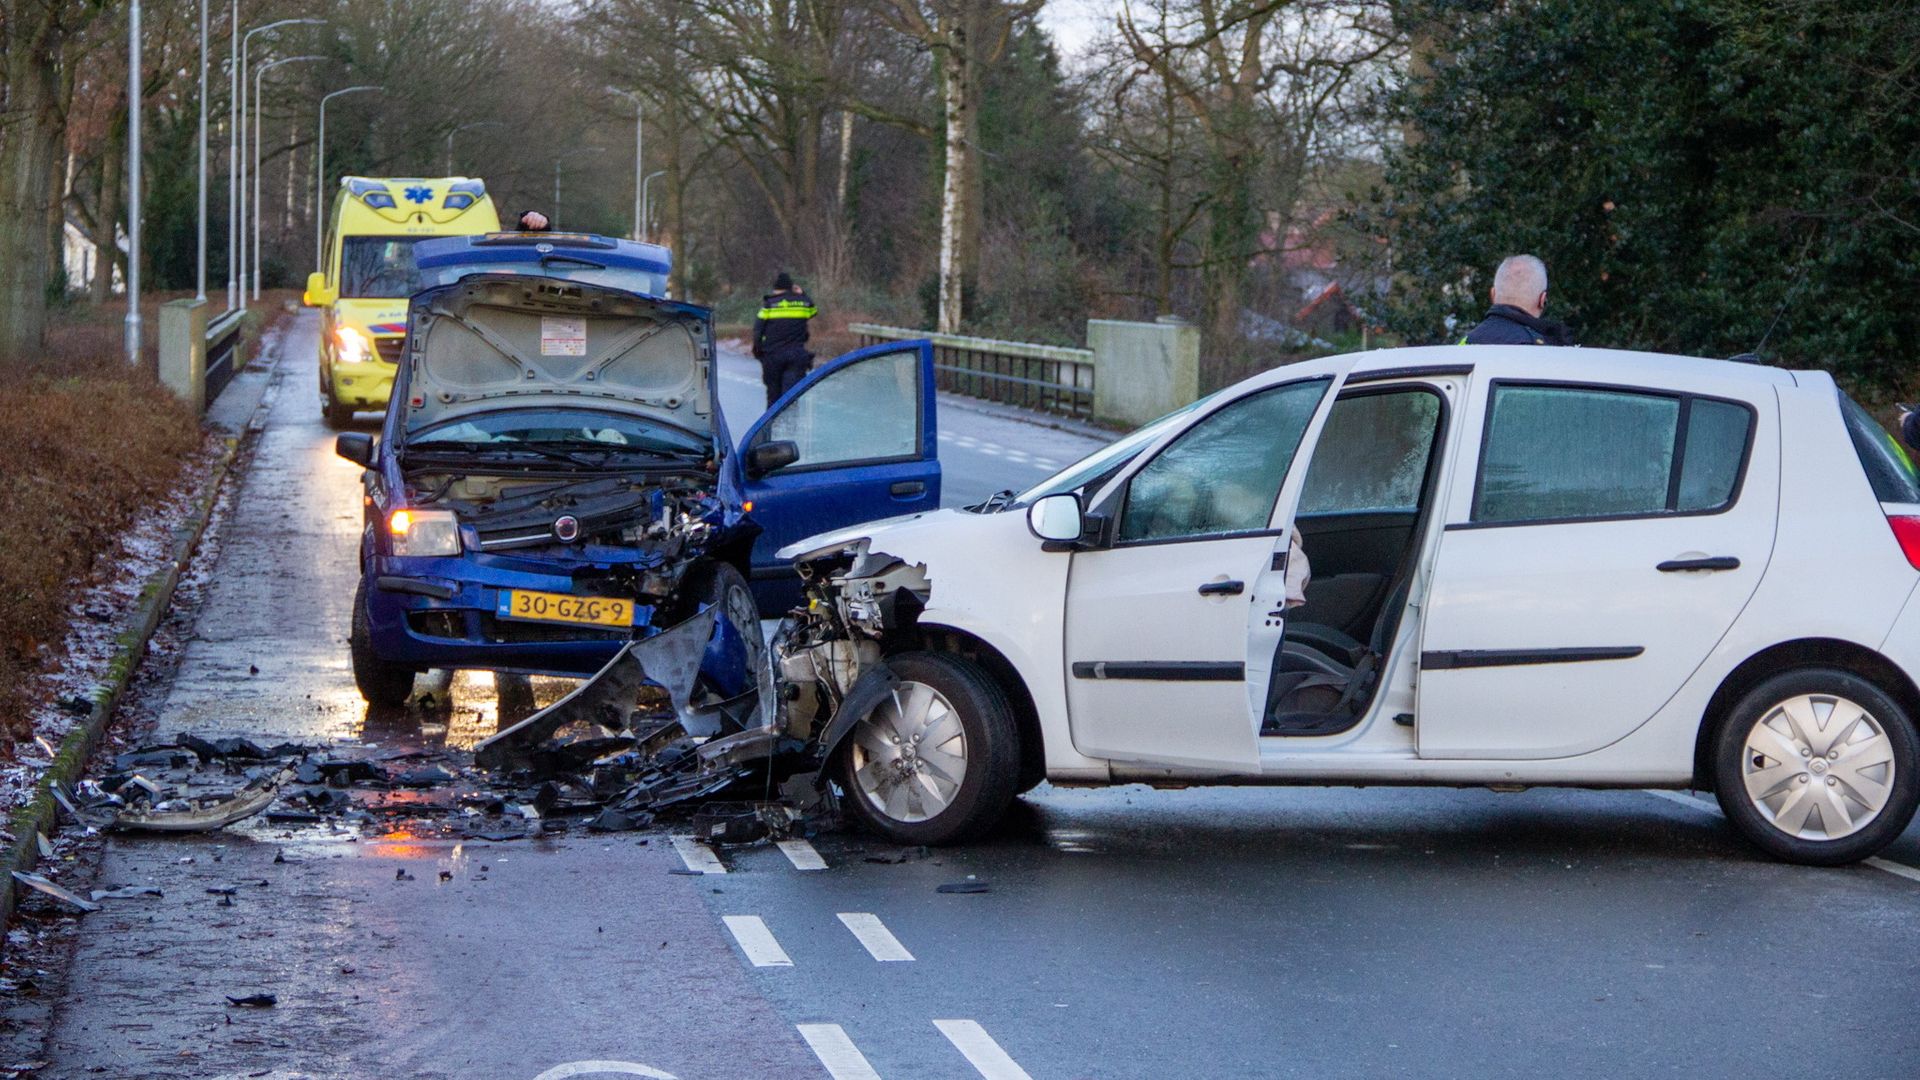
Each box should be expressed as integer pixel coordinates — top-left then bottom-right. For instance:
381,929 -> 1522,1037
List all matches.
159,298 -> 209,414
1087,315 -> 1202,427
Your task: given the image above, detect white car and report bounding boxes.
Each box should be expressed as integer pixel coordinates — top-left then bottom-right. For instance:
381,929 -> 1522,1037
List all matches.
774,345 -> 1920,865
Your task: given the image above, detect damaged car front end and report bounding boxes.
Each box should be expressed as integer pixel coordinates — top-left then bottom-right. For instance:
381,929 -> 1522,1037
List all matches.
464,534 -> 943,825
340,270 -> 763,706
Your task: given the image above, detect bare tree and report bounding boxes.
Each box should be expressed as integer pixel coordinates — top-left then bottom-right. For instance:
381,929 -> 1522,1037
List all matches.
877,0 -> 1041,333
0,0 -> 115,357
1113,0 -> 1396,344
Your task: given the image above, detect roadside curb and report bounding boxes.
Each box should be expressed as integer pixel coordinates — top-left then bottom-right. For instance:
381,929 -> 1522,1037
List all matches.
0,345 -> 280,946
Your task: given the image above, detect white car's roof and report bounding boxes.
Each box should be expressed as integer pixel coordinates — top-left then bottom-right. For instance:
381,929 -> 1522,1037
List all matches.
1345,344 -> 1800,388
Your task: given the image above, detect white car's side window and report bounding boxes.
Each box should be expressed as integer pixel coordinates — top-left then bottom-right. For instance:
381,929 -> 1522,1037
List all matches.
1118,379 -> 1328,544
1298,390 -> 1442,514
1472,384 -> 1753,525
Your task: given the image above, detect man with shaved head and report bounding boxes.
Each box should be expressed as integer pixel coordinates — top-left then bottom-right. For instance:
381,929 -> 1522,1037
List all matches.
1461,254 -> 1575,345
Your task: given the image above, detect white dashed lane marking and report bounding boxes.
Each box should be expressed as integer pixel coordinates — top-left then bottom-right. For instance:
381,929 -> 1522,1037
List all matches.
837,913 -> 915,961
1644,789 -> 1920,883
933,1020 -> 1033,1080
671,836 -> 727,875
937,431 -> 1058,471
796,1024 -> 883,1080
1867,857 -> 1920,883
777,837 -> 829,871
721,915 -> 793,967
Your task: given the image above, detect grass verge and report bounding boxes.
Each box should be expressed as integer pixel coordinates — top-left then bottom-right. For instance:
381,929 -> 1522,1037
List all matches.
0,293 -> 281,752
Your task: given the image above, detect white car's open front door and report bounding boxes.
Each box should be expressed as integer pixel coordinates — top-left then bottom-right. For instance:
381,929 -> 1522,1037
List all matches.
1062,371 -> 1344,770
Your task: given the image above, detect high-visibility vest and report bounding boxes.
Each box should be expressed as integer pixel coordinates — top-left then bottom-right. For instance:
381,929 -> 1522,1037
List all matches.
757,297 -> 818,321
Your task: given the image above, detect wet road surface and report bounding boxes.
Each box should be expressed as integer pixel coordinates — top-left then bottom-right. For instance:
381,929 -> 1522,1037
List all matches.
24,313 -> 1920,1079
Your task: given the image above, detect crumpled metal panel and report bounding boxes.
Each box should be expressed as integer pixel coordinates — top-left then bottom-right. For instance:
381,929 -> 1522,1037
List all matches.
473,607 -> 719,771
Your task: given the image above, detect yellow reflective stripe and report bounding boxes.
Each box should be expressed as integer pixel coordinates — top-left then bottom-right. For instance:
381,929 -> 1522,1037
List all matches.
757,306 -> 817,319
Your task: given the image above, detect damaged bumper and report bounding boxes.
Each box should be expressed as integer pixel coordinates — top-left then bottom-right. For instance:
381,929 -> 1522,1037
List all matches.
466,535 -> 932,813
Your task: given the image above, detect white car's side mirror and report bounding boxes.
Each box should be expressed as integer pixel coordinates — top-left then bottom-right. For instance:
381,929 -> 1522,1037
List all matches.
1027,493 -> 1084,544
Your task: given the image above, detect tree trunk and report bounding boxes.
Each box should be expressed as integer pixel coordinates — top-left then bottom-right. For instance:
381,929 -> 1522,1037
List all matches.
0,19 -> 67,359
959,35 -> 984,298
49,151 -> 72,301
1155,42 -> 1176,316
936,22 -> 970,334
1203,137 -> 1253,348
284,130 -> 298,235
836,110 -> 854,212
92,101 -> 126,304
661,97 -> 687,298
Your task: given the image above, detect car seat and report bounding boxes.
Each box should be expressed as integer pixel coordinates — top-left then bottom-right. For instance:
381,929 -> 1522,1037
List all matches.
1262,572 -> 1413,736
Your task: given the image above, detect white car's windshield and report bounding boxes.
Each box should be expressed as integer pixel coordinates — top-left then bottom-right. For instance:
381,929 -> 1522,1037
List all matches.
1014,391 -> 1222,505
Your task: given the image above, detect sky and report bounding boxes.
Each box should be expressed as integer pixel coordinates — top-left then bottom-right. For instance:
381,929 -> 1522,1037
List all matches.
1039,0 -> 1112,59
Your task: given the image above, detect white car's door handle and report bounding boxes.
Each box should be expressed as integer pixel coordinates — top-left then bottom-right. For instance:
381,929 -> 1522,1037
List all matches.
1197,580 -> 1245,596
1657,556 -> 1740,572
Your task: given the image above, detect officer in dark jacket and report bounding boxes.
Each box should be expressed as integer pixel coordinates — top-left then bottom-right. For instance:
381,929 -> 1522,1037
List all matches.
752,272 -> 818,406
1462,254 -> 1575,346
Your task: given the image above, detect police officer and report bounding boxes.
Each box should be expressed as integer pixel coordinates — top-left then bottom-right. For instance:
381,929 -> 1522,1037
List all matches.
753,271 -> 818,406
1461,254 -> 1575,346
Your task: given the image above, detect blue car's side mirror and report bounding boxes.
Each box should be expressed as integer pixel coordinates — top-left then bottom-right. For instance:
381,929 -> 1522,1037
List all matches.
745,439 -> 799,477
336,433 -> 375,468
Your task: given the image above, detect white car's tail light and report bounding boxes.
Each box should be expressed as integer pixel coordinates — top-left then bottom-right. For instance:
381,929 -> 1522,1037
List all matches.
390,509 -> 461,557
1885,515 -> 1920,571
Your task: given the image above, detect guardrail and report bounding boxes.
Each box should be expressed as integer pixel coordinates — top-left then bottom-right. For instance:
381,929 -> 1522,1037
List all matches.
851,323 -> 1095,419
160,300 -> 249,414
204,310 -> 245,405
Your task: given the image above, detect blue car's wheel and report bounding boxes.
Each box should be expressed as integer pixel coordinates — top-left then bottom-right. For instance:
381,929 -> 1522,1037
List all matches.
351,579 -> 415,707
677,561 -> 764,700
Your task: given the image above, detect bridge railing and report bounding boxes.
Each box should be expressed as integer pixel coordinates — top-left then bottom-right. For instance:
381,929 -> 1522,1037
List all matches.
159,300 -> 249,414
850,323 -> 1096,419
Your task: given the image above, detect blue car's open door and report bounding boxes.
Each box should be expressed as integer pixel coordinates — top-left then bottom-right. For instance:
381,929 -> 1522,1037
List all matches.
736,340 -> 940,612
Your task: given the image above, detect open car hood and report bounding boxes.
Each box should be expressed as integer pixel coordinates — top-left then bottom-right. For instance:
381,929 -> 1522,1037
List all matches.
401,275 -> 714,439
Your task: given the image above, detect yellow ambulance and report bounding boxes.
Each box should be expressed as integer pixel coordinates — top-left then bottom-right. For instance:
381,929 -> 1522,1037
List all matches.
303,176 -> 502,426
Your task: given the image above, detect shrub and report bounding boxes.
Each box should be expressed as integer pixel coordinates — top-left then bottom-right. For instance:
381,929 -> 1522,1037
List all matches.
0,301 -> 204,751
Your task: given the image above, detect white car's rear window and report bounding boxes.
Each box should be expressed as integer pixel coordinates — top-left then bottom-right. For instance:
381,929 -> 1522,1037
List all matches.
1839,392 -> 1920,503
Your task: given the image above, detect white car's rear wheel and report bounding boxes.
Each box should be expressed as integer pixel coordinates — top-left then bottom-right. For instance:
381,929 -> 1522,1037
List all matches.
836,652 -> 1020,846
1714,669 -> 1919,865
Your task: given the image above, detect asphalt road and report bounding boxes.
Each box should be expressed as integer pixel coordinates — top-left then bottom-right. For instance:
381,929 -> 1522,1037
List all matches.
19,312 -> 1920,1079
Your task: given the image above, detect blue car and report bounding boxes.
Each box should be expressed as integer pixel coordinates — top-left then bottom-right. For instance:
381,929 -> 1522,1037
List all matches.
333,232 -> 938,705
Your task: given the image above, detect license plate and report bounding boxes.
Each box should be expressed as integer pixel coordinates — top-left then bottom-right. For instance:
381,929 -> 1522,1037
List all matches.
495,589 -> 634,628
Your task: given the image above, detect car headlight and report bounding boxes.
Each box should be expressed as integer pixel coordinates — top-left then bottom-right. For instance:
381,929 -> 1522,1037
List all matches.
389,509 -> 461,557
335,326 -> 374,364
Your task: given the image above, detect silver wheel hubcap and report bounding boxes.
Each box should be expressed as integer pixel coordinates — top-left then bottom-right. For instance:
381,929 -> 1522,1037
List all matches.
850,680 -> 967,823
1742,693 -> 1897,841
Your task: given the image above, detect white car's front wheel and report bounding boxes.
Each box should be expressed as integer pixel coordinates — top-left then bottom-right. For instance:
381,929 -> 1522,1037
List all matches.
836,652 -> 1022,846
1713,668 -> 1920,865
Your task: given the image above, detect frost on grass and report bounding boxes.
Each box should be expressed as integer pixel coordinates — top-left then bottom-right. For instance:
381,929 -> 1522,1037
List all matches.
0,438 -> 222,821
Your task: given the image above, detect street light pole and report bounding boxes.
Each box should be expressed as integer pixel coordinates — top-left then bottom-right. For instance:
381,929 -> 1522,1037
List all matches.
126,0 -> 143,363
226,0 -> 237,312
239,18 -> 326,309
640,169 -> 664,242
253,55 -> 323,299
195,0 -> 207,301
315,85 -> 381,268
444,121 -> 504,175
607,88 -> 643,240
